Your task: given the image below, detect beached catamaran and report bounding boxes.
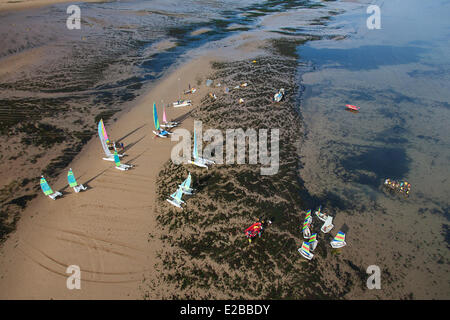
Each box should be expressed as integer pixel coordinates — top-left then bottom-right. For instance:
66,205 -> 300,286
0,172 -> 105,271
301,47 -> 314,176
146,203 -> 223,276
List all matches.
160,104 -> 179,128
67,168 -> 87,193
330,231 -> 347,248
40,176 -> 62,200
188,126 -> 215,168
302,220 -> 312,239
167,186 -> 185,209
114,151 -> 133,171
98,119 -> 123,161
179,172 -> 194,195
153,103 -> 172,138
315,206 -> 327,222
172,99 -> 192,108
321,216 -> 334,233
298,241 -> 314,260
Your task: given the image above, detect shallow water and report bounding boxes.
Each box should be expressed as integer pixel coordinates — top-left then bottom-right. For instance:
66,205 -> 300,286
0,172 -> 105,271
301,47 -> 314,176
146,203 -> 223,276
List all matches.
297,0 -> 450,298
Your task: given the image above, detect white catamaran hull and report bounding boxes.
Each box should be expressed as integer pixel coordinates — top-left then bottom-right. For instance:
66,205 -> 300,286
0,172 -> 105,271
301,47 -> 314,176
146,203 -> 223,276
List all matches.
330,241 -> 346,249
298,248 -> 314,260
173,100 -> 192,108
166,198 -> 183,209
153,130 -> 171,138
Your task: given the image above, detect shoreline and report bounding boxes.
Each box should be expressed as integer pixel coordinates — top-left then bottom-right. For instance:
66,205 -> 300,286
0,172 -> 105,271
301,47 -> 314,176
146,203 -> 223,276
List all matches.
0,55 -> 215,299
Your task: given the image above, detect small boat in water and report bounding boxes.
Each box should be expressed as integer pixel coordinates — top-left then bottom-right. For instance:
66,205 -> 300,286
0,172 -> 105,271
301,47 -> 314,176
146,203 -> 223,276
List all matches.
274,88 -> 285,102
345,104 -> 360,111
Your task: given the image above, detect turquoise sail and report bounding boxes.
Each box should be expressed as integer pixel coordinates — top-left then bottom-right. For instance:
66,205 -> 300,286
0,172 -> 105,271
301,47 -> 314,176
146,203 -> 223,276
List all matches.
67,169 -> 77,187
153,103 -> 160,131
40,176 -> 53,196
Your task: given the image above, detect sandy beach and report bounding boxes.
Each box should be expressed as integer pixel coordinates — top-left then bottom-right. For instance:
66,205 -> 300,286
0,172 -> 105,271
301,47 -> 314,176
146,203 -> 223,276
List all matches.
0,56 -> 214,299
1,0 -> 448,301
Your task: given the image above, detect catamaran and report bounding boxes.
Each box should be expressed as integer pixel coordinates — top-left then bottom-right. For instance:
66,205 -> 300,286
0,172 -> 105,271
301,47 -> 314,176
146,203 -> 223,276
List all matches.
172,99 -> 192,108
302,220 -> 312,239
330,231 -> 347,248
160,104 -> 179,128
67,168 -> 87,193
308,233 -> 318,251
274,88 -> 285,102
40,176 -> 62,200
114,151 -> 133,171
188,126 -> 215,168
98,119 -> 124,161
314,206 -> 328,222
345,104 -> 360,111
166,186 -> 185,209
179,172 -> 194,195
298,241 -> 314,260
321,216 -> 334,233
153,103 -> 173,138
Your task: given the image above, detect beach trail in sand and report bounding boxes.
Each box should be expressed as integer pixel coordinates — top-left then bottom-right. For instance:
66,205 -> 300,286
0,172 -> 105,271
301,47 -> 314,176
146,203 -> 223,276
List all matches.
0,57 -> 213,299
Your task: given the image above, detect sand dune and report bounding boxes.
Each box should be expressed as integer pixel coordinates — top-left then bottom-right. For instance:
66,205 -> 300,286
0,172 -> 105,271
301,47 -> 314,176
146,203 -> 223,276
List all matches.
0,57 -> 213,299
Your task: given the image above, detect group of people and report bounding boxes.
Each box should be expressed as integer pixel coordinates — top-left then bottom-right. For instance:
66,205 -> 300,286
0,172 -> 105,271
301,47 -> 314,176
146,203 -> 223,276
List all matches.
244,217 -> 273,243
384,178 -> 411,196
107,141 -> 125,153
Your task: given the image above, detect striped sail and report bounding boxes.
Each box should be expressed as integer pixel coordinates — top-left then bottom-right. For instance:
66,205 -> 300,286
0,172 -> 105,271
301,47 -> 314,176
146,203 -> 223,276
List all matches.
153,103 -> 160,131
301,241 -> 310,253
333,231 -> 345,243
98,119 -> 113,158
305,209 -> 312,221
67,169 -> 77,187
302,220 -> 309,231
40,177 -> 53,196
308,233 -> 317,243
114,151 -> 121,167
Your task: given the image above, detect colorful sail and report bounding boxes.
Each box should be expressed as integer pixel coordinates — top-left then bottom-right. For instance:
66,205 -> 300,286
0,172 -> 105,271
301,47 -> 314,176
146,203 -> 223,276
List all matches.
305,209 -> 312,221
67,169 -> 77,187
192,127 -> 198,160
153,103 -> 160,131
114,151 -> 121,167
163,105 -> 167,123
301,241 -> 310,253
302,220 -> 310,231
40,176 -> 53,196
99,119 -> 110,143
98,119 -> 113,158
333,231 -> 346,243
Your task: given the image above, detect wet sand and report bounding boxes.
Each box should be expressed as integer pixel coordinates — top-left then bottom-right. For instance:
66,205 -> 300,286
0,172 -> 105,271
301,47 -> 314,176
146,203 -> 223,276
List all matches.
0,56 -> 214,299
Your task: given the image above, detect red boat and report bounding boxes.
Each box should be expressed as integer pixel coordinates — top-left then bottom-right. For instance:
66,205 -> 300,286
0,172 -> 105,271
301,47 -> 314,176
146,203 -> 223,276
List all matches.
346,104 -> 360,111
